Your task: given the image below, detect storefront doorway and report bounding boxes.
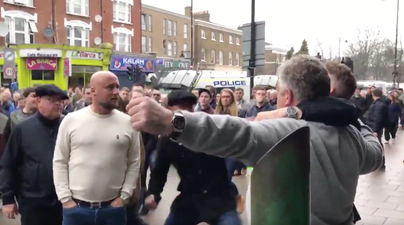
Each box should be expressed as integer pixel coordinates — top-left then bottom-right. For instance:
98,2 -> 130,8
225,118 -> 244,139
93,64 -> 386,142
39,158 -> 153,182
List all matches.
68,66 -> 101,88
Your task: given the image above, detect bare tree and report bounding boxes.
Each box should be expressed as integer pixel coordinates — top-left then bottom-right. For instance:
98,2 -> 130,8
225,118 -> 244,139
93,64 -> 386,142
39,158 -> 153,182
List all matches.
345,26 -> 397,81
315,39 -> 338,61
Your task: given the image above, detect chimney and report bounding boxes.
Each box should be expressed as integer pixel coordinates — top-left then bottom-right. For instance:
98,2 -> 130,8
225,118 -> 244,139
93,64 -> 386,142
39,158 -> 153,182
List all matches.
184,6 -> 192,17
193,10 -> 210,22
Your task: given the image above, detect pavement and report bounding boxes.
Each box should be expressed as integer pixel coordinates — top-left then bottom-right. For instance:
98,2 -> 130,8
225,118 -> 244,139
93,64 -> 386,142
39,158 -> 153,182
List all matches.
1,131 -> 404,225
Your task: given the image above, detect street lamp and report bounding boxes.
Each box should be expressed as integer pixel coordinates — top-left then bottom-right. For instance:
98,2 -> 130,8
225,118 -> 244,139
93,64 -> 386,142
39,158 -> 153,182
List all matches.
392,0 -> 400,88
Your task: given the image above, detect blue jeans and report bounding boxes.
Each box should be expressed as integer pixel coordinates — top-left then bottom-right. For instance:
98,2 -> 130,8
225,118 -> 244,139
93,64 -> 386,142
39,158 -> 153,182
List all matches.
164,210 -> 242,225
62,205 -> 126,225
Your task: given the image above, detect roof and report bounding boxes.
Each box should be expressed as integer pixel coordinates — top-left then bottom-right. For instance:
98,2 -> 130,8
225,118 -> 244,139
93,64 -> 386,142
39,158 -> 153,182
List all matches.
195,19 -> 242,35
142,4 -> 190,20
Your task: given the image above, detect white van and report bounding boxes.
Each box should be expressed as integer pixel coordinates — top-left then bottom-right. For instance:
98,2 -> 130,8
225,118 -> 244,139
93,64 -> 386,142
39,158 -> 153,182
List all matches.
158,70 -> 278,101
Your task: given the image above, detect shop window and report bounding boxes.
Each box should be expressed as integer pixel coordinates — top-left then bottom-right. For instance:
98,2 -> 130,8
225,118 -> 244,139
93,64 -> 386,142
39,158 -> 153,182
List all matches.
68,66 -> 101,87
31,70 -> 55,81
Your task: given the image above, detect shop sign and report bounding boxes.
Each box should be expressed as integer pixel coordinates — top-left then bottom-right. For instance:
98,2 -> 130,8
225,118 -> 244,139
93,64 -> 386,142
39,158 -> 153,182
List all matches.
19,49 -> 62,58
71,51 -> 103,60
63,58 -> 71,77
110,55 -> 155,72
26,58 -> 57,70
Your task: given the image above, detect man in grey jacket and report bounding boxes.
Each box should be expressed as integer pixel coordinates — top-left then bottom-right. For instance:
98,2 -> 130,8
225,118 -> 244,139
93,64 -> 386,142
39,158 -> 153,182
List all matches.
126,55 -> 383,225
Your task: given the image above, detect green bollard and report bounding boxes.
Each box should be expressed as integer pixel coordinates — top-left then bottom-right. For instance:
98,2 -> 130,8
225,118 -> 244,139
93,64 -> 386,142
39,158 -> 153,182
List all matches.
250,126 -> 310,225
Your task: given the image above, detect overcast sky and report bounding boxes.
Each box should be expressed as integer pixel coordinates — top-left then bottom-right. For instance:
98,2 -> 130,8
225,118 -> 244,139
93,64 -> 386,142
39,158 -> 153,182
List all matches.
143,0 -> 403,55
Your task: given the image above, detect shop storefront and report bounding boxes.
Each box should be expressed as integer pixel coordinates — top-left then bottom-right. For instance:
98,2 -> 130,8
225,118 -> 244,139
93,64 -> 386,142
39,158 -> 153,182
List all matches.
18,48 -> 63,88
155,58 -> 191,79
0,45 -> 111,90
66,50 -> 107,88
109,54 -> 155,88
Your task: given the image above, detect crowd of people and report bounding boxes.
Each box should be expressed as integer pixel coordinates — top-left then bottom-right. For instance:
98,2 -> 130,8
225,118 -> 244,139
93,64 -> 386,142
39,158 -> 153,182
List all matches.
0,53 -> 402,225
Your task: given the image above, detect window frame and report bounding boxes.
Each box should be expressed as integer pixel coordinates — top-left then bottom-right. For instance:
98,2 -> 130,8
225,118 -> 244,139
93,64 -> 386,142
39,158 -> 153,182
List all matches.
211,49 -> 215,64
2,11 -> 37,44
219,51 -> 223,65
229,35 -> 233,44
141,14 -> 146,30
112,0 -> 132,24
183,24 -> 188,39
167,20 -> 172,36
219,33 -> 223,42
201,48 -> 206,61
201,30 -> 205,39
148,37 -> 152,52
163,19 -> 166,34
173,21 -> 177,36
235,53 -> 240,66
66,0 -> 89,17
66,26 -> 90,47
183,43 -> 188,58
211,32 -> 215,41
141,36 -> 147,53
173,41 -> 177,56
167,41 -> 173,56
148,15 -> 152,31
4,0 -> 34,7
228,52 -> 233,66
111,26 -> 134,52
236,37 -> 240,45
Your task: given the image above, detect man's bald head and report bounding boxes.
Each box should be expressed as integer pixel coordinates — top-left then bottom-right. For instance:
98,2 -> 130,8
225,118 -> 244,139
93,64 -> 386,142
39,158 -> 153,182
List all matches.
89,71 -> 120,112
90,71 -> 117,87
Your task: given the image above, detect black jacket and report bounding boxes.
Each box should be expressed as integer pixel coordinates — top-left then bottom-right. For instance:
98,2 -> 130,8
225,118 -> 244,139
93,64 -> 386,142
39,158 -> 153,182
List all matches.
298,97 -> 360,129
62,103 -> 74,115
0,113 -> 63,206
366,97 -> 390,132
350,95 -> 367,119
147,136 -> 236,222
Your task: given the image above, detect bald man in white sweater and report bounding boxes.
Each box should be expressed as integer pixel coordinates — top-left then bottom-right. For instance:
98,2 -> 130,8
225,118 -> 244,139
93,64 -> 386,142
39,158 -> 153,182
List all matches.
53,71 -> 140,225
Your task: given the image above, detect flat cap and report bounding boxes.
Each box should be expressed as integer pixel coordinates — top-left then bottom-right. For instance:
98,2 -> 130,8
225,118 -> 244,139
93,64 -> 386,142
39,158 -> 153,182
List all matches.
167,90 -> 197,106
35,84 -> 69,100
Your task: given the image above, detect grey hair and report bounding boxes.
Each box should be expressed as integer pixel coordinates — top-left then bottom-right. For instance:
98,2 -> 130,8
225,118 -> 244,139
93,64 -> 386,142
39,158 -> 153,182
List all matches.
276,55 -> 330,102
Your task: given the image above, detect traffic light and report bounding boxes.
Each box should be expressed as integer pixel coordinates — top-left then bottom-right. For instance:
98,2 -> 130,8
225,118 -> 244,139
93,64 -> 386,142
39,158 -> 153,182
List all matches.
127,64 -> 135,80
134,64 -> 144,83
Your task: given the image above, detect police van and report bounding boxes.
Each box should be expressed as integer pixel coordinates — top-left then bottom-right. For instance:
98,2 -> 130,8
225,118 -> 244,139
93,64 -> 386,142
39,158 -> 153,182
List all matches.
158,70 -> 278,101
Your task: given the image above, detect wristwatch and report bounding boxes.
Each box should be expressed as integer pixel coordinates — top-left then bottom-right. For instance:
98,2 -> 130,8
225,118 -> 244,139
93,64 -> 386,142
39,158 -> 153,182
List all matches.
285,107 -> 298,119
170,111 -> 186,140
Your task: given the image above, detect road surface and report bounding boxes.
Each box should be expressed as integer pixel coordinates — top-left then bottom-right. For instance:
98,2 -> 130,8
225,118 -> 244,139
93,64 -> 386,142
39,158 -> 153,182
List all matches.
1,131 -> 404,225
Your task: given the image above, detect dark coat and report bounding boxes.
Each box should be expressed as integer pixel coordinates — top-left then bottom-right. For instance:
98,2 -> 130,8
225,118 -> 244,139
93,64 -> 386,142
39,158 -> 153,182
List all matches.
366,97 -> 390,132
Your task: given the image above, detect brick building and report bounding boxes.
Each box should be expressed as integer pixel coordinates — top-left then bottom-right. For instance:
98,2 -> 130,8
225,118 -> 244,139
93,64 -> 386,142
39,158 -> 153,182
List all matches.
0,0 -> 141,52
255,43 -> 288,75
140,5 -> 242,71
0,0 -> 145,89
141,4 -> 191,59
189,9 -> 242,71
